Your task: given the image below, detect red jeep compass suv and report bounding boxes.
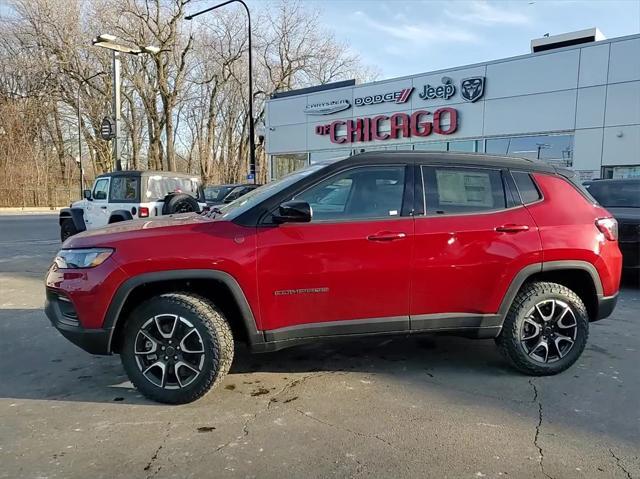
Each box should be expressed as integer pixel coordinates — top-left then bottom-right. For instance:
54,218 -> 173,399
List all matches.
45,152 -> 622,404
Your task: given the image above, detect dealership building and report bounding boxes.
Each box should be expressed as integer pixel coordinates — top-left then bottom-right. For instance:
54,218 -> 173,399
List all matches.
265,29 -> 640,181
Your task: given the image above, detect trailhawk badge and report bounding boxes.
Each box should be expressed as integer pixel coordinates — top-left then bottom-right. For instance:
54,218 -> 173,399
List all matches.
460,77 -> 485,103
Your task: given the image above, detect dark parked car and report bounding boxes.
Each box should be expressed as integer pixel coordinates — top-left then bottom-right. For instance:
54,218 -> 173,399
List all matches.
204,183 -> 261,207
584,179 -> 640,271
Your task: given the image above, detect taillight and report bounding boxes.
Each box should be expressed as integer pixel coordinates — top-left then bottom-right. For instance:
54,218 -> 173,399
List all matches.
596,217 -> 618,241
139,207 -> 149,218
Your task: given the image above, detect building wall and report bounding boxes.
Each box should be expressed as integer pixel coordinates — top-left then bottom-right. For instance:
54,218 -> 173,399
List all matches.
266,34 -> 640,179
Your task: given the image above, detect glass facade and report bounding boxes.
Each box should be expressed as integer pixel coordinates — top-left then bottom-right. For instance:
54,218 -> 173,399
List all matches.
485,134 -> 574,166
602,165 -> 640,179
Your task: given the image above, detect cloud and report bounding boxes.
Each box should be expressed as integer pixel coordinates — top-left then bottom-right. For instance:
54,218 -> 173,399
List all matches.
353,11 -> 479,46
445,0 -> 531,26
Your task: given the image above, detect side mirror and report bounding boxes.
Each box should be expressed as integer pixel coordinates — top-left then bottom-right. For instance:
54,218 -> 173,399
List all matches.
83,189 -> 92,200
273,201 -> 312,224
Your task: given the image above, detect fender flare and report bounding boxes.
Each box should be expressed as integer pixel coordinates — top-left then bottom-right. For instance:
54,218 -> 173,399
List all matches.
104,269 -> 263,352
497,260 -> 604,320
59,208 -> 86,233
108,210 -> 133,224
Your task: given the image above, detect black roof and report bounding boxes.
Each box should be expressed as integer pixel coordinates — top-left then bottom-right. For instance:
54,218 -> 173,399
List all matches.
96,170 -> 200,179
333,151 -> 558,173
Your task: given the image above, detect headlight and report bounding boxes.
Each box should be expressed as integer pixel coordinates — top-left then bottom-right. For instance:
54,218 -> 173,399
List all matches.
54,248 -> 114,269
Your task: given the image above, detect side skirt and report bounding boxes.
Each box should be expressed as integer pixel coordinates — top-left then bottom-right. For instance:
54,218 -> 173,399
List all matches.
252,314 -> 502,353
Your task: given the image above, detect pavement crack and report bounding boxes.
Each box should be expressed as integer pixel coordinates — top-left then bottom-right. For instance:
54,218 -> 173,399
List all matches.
295,407 -> 394,449
609,448 -> 633,479
217,372 -> 336,454
529,379 -> 538,403
144,421 -> 171,479
530,381 -> 553,479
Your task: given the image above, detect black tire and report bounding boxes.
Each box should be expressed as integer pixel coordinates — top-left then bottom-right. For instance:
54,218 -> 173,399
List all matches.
60,218 -> 78,242
121,292 -> 234,404
162,193 -> 200,215
496,281 -> 589,376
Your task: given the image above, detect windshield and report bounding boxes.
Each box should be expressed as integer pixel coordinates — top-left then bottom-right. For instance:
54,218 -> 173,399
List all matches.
584,181 -> 640,208
205,185 -> 235,202
216,164 -> 326,219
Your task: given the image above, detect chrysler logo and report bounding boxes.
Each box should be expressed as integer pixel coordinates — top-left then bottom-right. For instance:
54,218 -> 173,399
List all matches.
303,99 -> 351,115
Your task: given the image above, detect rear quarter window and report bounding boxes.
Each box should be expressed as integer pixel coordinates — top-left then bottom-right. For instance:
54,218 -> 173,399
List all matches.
511,171 -> 542,204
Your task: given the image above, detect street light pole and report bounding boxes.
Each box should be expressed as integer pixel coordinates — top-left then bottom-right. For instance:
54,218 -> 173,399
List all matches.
112,51 -> 122,171
92,35 -> 159,173
77,71 -> 106,197
186,0 -> 257,184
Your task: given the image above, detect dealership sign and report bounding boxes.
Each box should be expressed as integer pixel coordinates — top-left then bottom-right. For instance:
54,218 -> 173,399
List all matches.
315,108 -> 458,144
304,99 -> 351,115
355,87 -> 414,106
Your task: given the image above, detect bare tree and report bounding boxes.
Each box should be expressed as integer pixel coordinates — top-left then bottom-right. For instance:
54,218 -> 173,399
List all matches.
0,0 -> 375,206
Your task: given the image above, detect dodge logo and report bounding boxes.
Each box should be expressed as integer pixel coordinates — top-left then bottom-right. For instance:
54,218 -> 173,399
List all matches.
460,77 -> 485,103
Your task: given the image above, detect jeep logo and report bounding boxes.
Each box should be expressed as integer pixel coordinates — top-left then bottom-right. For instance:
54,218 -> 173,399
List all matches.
419,77 -> 456,101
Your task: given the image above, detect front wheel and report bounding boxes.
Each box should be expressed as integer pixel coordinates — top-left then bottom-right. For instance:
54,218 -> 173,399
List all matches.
60,218 -> 78,242
497,281 -> 589,376
121,292 -> 234,404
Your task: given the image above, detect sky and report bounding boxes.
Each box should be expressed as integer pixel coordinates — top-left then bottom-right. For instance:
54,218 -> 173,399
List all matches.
300,0 -> 640,79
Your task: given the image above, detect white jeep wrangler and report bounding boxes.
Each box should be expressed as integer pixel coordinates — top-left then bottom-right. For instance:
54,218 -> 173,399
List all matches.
59,171 -> 207,241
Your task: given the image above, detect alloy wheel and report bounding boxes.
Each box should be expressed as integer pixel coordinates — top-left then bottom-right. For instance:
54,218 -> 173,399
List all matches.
520,299 -> 578,363
134,314 -> 205,389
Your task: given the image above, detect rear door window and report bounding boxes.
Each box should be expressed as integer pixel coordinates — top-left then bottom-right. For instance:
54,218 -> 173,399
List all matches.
110,176 -> 139,202
422,166 -> 506,215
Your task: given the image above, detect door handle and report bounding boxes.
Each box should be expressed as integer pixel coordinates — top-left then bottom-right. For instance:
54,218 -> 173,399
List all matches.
495,224 -> 529,233
367,231 -> 407,242
100,206 -> 107,209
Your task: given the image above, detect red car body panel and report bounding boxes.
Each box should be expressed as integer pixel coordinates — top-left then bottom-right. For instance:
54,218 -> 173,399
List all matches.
411,205 -> 542,315
528,173 -> 622,296
49,216 -> 263,330
255,218 -> 414,330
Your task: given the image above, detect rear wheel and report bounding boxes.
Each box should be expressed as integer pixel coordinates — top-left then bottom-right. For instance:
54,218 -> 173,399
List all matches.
60,218 -> 78,242
120,292 -> 234,404
497,281 -> 589,376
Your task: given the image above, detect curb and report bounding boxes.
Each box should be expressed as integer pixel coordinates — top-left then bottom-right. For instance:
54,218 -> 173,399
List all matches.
0,207 -> 62,215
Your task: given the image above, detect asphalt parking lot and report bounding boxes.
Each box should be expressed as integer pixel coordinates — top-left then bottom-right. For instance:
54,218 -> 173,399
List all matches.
0,214 -> 638,479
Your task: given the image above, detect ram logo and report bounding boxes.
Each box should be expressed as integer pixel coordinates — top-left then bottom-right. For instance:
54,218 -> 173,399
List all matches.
460,77 -> 485,103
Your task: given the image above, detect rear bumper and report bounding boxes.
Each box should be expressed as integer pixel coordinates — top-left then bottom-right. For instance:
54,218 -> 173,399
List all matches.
596,292 -> 618,321
45,289 -> 111,355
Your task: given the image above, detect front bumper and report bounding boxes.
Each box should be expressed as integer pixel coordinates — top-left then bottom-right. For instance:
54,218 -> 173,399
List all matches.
596,292 -> 618,321
45,289 -> 111,355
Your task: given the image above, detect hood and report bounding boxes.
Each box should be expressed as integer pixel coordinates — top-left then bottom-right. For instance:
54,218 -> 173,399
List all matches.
64,213 -> 217,248
605,207 -> 640,222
